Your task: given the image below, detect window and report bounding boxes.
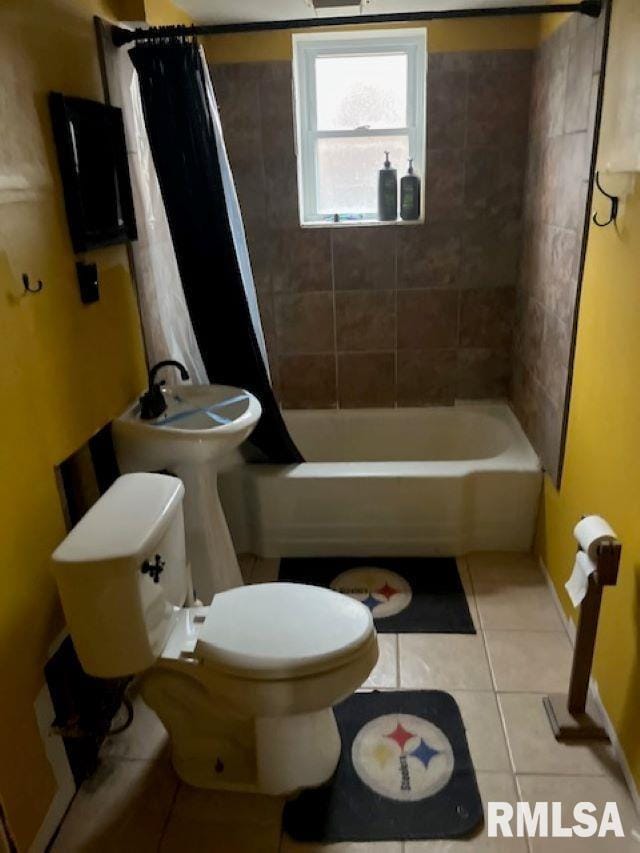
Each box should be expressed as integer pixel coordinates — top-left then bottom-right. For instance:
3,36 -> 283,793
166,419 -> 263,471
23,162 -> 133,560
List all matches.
293,29 -> 427,226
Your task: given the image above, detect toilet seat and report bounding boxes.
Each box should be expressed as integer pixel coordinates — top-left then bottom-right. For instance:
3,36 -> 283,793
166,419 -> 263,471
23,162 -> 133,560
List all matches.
194,582 -> 374,680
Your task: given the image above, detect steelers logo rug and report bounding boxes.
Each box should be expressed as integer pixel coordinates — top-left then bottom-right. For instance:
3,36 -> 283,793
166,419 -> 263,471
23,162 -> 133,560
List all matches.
282,690 -> 482,842
278,557 -> 475,633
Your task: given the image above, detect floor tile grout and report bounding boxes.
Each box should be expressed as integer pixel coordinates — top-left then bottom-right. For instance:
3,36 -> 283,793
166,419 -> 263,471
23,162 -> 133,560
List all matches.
482,627 -> 571,632
512,775 -> 531,853
465,560 -> 522,793
464,557 -> 523,812
60,553 -> 637,851
466,564 -> 499,695
515,770 -> 613,778
482,627 -> 572,635
494,685 -> 565,693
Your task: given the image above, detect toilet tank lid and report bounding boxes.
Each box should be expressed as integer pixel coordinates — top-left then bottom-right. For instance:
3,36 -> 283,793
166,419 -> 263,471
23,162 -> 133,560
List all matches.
52,473 -> 184,564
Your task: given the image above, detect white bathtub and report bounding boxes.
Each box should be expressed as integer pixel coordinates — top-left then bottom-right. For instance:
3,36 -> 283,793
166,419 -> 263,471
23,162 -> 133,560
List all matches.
219,403 -> 542,558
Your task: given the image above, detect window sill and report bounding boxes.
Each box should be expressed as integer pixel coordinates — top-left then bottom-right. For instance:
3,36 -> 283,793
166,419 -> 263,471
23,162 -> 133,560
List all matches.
299,217 -> 425,229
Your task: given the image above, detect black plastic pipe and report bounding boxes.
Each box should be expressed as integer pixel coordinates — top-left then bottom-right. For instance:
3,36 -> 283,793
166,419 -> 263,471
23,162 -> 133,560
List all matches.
112,0 -> 602,46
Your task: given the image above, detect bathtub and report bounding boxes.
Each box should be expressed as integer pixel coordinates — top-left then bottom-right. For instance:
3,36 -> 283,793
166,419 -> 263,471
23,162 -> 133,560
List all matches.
219,403 -> 542,558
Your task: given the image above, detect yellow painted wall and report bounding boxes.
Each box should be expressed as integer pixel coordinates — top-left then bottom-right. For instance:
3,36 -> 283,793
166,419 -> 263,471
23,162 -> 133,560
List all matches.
111,0 -> 146,20
538,12 -> 573,40
537,12 -> 640,793
201,7 -> 598,65
145,0 -> 193,26
0,0 -> 186,847
204,16 -> 545,64
538,177 -> 640,793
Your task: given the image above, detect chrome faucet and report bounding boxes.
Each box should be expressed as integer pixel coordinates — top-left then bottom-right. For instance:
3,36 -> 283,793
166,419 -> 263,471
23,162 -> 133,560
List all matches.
139,360 -> 190,420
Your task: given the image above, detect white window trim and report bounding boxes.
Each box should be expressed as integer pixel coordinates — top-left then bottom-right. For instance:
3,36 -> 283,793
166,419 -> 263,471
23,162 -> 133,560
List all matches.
292,28 -> 427,227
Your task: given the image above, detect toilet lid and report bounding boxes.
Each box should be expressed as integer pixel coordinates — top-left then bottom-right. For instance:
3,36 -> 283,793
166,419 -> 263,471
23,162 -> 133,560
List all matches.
195,583 -> 374,678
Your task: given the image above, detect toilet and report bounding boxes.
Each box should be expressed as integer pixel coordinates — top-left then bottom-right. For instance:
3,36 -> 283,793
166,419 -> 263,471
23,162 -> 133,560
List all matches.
51,472 -> 378,795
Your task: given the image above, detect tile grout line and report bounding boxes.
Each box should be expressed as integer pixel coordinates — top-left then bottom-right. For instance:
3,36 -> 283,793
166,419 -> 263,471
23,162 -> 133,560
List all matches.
462,556 -> 525,846
465,557 -> 521,788
513,774 -> 535,853
464,557 -> 499,693
514,767 -> 612,778
465,558 -> 605,787
329,231 -> 339,408
393,226 -> 399,408
483,628 -> 575,639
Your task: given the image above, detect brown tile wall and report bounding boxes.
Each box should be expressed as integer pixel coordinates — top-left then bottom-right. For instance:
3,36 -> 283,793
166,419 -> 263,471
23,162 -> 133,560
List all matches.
210,50 -> 533,409
512,13 -> 606,484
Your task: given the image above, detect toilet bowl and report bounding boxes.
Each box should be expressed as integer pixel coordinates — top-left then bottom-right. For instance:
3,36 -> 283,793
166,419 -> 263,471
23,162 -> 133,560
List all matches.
143,583 -> 377,793
51,473 -> 378,795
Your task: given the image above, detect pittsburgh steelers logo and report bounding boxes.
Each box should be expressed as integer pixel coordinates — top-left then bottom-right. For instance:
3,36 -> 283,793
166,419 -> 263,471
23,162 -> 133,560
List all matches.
330,567 -> 412,618
351,714 -> 454,802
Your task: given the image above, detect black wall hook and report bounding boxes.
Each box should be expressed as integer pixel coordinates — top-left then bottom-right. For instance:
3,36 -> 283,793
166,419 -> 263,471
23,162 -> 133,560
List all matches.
22,273 -> 44,294
592,172 -> 619,227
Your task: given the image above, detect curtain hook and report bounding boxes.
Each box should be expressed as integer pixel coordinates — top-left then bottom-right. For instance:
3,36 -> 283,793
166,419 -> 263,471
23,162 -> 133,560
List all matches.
592,171 -> 619,227
22,273 -> 44,294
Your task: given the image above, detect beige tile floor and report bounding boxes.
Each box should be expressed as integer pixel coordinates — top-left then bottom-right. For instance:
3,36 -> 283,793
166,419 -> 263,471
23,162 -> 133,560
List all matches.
51,553 -> 640,852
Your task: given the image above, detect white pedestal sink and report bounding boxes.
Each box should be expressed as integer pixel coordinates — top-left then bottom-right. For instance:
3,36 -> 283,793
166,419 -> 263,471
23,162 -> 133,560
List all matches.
113,384 -> 261,603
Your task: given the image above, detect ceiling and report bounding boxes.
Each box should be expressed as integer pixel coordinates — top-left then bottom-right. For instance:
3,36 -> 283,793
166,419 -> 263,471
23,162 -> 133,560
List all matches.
173,0 -> 577,25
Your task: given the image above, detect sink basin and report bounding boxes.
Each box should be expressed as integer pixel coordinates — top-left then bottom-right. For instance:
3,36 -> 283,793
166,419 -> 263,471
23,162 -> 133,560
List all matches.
113,384 -> 262,470
113,384 -> 262,603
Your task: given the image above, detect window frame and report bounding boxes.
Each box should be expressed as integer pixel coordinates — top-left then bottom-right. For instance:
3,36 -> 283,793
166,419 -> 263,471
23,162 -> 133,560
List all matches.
292,28 -> 427,226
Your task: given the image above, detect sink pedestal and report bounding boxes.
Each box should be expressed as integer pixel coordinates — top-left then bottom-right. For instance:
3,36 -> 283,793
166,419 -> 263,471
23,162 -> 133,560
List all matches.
113,383 -> 262,602
175,462 -> 243,603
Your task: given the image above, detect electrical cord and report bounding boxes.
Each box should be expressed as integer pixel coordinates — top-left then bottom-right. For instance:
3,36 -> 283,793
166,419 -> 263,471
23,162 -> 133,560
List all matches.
107,695 -> 135,736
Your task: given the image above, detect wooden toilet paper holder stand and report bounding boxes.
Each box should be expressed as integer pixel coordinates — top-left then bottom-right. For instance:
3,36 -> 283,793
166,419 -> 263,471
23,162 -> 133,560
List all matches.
543,540 -> 621,741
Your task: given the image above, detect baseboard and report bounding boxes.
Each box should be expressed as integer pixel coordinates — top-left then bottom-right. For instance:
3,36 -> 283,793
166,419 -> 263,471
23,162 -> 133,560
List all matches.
537,554 -> 577,643
538,555 -> 640,818
590,680 -> 640,818
28,684 -> 75,853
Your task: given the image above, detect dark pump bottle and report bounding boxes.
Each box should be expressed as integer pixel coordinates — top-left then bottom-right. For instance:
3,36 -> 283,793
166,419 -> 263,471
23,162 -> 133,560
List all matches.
378,151 -> 397,221
400,159 -> 421,221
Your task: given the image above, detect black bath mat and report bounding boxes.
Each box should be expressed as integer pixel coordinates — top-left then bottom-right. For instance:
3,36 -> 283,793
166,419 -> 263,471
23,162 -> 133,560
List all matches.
278,556 -> 475,633
283,690 -> 483,843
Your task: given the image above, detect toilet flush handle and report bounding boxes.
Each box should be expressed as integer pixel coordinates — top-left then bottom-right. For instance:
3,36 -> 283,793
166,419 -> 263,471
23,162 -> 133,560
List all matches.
141,554 -> 165,583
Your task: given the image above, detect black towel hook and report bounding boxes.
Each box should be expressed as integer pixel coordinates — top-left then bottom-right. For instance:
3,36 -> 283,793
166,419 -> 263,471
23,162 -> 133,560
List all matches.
592,172 -> 619,227
22,273 -> 44,294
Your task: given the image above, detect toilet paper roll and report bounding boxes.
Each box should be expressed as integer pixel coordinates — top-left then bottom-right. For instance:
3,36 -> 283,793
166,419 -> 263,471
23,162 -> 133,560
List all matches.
565,550 -> 596,607
573,515 -> 617,560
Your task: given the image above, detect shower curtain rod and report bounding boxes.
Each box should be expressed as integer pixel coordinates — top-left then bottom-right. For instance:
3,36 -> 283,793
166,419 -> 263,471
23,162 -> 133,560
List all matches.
112,0 -> 601,46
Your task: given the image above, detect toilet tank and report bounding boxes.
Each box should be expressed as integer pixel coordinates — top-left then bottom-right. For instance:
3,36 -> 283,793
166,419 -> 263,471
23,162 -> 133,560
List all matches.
52,473 -> 189,678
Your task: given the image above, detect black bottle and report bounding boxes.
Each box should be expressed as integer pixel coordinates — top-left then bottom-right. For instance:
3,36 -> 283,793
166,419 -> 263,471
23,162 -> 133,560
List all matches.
400,159 -> 421,221
378,151 -> 397,221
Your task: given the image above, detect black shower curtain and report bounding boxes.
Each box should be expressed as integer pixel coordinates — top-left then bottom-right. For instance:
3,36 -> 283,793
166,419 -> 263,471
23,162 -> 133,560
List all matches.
129,39 -> 303,464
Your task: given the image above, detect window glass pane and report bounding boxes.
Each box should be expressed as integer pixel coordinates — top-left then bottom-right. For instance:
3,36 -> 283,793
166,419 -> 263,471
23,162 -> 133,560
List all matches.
317,135 -> 409,216
316,53 -> 407,131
